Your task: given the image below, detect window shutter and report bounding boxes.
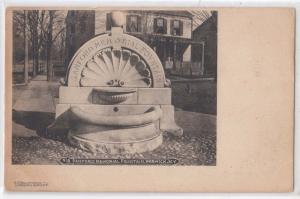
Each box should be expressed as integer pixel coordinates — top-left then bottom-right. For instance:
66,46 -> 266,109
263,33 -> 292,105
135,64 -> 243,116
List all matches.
137,15 -> 142,32
170,20 -> 174,35
179,20 -> 183,36
106,13 -> 111,31
153,18 -> 157,33
126,15 -> 131,32
163,18 -> 167,34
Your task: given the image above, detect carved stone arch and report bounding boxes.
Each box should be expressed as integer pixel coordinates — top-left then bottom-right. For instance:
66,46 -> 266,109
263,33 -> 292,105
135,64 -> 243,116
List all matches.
66,31 -> 166,88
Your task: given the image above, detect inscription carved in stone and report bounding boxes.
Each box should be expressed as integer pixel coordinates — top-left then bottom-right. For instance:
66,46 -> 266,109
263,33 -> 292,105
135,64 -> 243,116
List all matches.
67,34 -> 166,87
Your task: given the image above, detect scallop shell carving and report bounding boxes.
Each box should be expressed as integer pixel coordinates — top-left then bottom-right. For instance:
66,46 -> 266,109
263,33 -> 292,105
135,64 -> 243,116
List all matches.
80,48 -> 152,87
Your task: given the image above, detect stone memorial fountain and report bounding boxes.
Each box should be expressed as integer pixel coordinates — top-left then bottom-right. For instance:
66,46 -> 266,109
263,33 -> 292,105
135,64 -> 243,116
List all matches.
48,11 -> 183,154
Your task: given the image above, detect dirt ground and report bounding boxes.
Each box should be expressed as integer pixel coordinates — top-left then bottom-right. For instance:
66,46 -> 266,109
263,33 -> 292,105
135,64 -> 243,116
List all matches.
12,133 -> 216,166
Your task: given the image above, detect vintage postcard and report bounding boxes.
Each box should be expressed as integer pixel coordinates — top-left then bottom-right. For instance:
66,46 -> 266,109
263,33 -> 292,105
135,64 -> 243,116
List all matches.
4,7 -> 294,192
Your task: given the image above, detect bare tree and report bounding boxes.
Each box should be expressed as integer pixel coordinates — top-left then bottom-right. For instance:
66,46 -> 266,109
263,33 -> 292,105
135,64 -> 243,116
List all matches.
42,10 -> 65,81
24,11 -> 29,84
13,10 -> 46,77
13,10 -> 66,81
27,10 -> 39,76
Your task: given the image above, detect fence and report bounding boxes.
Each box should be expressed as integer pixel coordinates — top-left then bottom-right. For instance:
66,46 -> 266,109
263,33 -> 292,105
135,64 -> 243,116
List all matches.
166,61 -> 206,77
13,60 -> 47,74
13,60 -> 66,84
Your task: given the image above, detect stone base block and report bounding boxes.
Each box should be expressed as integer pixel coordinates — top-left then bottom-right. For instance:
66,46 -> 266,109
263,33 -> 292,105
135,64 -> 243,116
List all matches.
70,123 -> 160,141
137,88 -> 171,105
68,132 -> 163,154
160,105 -> 183,136
59,86 -> 171,105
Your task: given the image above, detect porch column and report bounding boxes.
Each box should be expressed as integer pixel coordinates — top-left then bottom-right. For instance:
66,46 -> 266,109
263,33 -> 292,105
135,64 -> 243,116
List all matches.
201,41 -> 205,75
173,40 -> 177,69
163,40 -> 166,69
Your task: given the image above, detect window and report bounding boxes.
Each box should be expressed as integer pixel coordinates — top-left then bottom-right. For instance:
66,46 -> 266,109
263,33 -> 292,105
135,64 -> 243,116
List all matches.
157,19 -> 164,27
126,15 -> 141,32
106,13 -> 112,31
70,11 -> 75,17
171,20 -> 182,36
154,18 -> 167,34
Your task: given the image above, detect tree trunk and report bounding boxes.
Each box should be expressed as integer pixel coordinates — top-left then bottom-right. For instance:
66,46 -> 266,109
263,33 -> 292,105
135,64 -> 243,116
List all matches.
32,39 -> 37,77
46,40 -> 53,81
30,10 -> 39,77
33,26 -> 39,75
24,11 -> 29,84
34,51 -> 39,74
47,49 -> 53,81
33,23 -> 39,75
46,10 -> 54,81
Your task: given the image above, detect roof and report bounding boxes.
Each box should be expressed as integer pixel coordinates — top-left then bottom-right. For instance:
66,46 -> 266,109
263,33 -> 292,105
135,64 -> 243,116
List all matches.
192,11 -> 217,33
66,10 -> 194,20
129,32 -> 204,44
128,10 -> 193,19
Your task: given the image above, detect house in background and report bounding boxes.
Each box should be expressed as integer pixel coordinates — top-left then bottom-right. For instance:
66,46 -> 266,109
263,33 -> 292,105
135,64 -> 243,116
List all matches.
65,10 -> 95,65
65,10 -> 217,79
192,11 -> 217,78
97,10 -> 195,75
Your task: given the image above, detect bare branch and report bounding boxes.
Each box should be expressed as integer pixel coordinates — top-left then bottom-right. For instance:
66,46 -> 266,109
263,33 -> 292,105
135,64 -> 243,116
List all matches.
52,27 -> 65,42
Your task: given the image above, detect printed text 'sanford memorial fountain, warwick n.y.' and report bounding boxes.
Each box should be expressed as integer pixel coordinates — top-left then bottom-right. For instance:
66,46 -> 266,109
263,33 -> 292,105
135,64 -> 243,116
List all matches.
48,11 -> 183,154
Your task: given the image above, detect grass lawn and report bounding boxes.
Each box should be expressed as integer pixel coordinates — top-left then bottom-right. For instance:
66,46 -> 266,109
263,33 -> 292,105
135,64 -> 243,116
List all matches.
172,80 -> 217,115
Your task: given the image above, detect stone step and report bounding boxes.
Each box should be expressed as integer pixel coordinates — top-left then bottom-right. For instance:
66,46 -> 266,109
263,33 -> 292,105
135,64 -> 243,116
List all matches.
69,130 -> 163,154
70,123 -> 160,143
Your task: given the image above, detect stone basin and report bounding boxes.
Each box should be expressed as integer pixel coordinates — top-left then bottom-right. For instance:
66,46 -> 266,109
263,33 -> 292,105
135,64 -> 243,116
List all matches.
69,105 -> 162,127
66,105 -> 163,154
92,88 -> 136,104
